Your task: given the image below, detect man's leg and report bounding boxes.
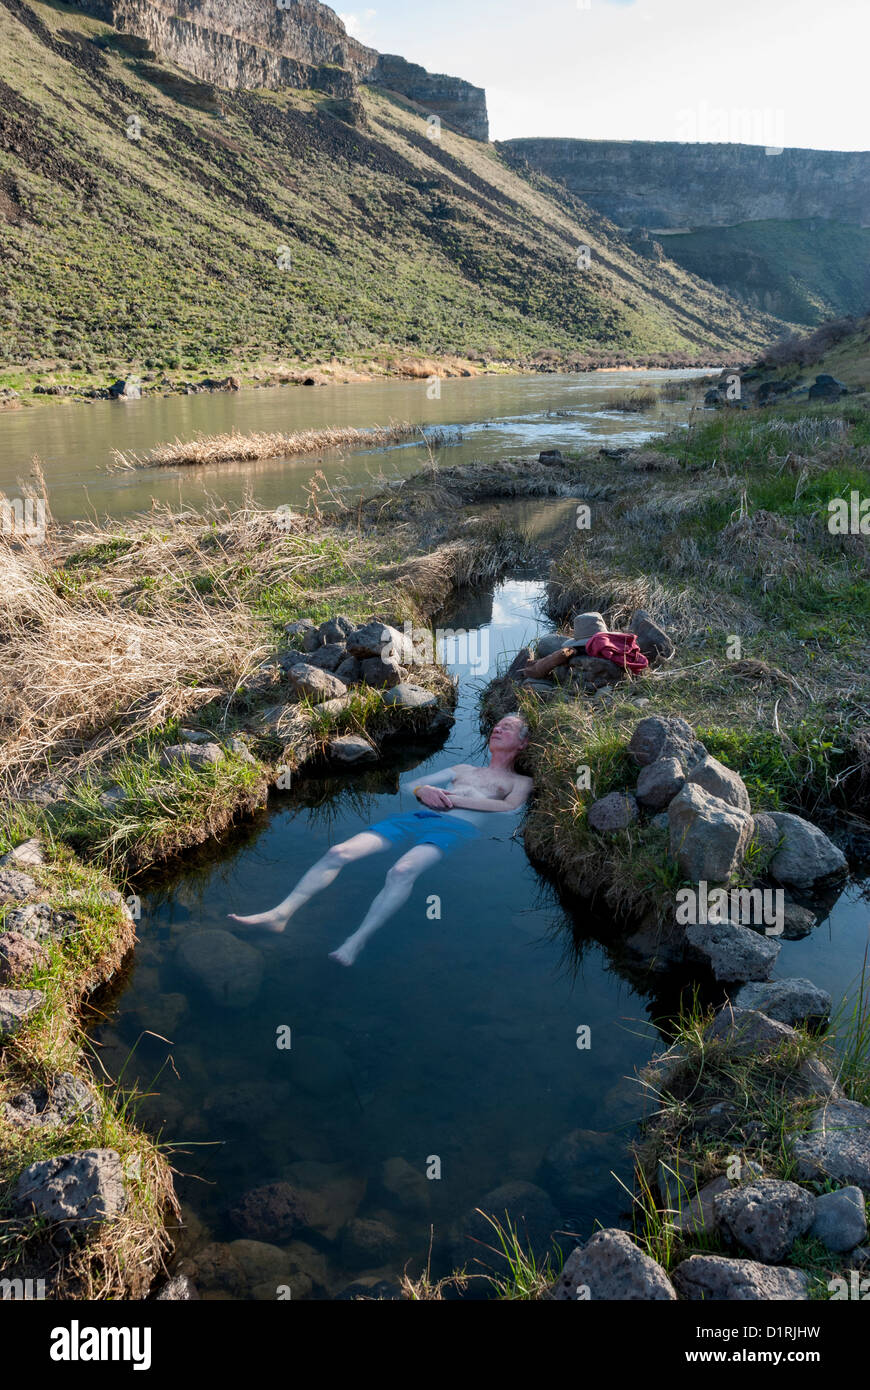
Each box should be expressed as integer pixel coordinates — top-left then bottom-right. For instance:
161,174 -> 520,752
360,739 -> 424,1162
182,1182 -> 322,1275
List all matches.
329,842 -> 444,966
229,830 -> 393,933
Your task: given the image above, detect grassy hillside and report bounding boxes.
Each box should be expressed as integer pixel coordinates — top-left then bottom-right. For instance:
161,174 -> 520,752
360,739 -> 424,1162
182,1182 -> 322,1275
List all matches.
756,312 -> 870,388
0,0 -> 785,397
658,220 -> 870,327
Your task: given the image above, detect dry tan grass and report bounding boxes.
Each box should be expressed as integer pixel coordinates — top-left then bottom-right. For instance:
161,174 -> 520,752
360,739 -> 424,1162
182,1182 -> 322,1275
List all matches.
0,525 -> 266,795
112,422 -> 420,469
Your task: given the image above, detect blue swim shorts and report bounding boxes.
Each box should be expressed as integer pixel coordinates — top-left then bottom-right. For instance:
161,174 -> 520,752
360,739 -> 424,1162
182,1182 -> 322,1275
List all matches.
369,809 -> 480,854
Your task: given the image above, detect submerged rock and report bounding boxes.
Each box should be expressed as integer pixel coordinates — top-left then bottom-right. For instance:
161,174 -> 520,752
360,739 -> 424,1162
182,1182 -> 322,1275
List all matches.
229,1183 -> 308,1242
671,1254 -> 809,1300
668,784 -> 753,882
341,1216 -> 401,1270
713,1179 -> 815,1262
452,1181 -> 560,1271
176,930 -> 264,1009
551,1229 -> 676,1300
538,1129 -> 614,1210
378,1156 -> 431,1216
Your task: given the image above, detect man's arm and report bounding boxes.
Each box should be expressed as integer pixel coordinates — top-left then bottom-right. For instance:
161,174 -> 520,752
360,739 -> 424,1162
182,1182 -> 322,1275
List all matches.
399,765 -> 460,795
446,779 -> 533,814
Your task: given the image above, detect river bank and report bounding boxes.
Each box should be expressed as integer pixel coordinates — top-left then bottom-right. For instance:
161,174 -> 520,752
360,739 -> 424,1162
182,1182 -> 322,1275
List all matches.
1,388 -> 868,1300
0,354 -> 733,414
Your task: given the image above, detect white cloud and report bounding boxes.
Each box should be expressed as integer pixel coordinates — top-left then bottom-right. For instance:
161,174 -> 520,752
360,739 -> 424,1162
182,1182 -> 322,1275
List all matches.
339,9 -> 378,45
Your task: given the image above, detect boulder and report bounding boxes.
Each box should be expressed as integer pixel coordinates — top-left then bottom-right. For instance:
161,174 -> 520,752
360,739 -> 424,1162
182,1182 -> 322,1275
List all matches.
317,617 -> 354,644
452,1181 -> 559,1270
381,683 -> 439,709
0,988 -> 45,1037
685,919 -> 780,983
176,930 -> 263,1009
158,742 -> 224,771
0,838 -> 44,868
109,377 -> 141,400
733,978 -> 832,1027
781,900 -> 817,940
661,1174 -> 731,1236
587,791 -> 639,832
341,1217 -> 401,1270
810,1187 -> 867,1253
708,1007 -> 799,1056
808,374 -> 847,400
629,609 -> 675,661
572,611 -> 608,642
569,655 -> 625,686
306,643 -> 348,673
0,868 -> 39,903
284,1161 -> 365,1241
3,903 -> 78,942
628,715 -> 704,769
687,755 -> 751,813
379,1156 -> 431,1216
713,1179 -> 815,1262
334,655 -> 362,684
302,624 -> 323,653
328,734 -> 378,765
536,633 -> 574,659
764,812 -> 847,890
792,1099 -> 870,1189
551,1229 -> 676,1300
636,756 -> 685,810
284,618 -> 316,641
360,655 -> 403,689
14,1149 -> 127,1235
671,1254 -> 809,1300
286,663 -> 348,703
0,932 -> 49,982
539,449 -> 564,464
154,1274 -> 200,1300
668,784 -> 753,882
538,1129 -> 613,1210
346,622 -> 413,663
229,1183 -> 308,1241
2,1072 -> 100,1131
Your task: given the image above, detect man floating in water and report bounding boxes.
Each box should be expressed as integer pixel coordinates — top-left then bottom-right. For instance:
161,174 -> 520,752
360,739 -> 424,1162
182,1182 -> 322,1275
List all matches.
229,714 -> 533,966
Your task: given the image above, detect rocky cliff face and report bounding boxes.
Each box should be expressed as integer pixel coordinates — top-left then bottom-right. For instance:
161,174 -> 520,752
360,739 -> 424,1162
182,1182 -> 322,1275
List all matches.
499,139 -> 870,229
71,0 -> 488,137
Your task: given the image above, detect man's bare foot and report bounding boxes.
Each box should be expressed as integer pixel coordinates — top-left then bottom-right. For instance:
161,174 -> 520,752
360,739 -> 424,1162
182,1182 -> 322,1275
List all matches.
329,941 -> 361,966
228,910 -> 288,934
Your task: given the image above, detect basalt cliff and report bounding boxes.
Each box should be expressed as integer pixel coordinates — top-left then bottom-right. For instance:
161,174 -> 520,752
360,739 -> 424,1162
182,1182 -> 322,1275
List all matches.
71,0 -> 490,139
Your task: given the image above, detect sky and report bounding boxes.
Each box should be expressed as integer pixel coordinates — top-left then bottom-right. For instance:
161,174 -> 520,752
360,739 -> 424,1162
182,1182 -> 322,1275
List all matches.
338,0 -> 869,151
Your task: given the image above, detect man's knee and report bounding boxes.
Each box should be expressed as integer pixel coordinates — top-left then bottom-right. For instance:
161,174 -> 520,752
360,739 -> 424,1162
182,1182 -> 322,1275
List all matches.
385,857 -> 418,887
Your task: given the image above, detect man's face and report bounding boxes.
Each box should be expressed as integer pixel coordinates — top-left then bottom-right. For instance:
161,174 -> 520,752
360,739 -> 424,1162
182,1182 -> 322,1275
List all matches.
489,716 -> 528,755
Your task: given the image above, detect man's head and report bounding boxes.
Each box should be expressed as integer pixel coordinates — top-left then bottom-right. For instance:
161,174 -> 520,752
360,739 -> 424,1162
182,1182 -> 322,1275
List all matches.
488,714 -> 530,759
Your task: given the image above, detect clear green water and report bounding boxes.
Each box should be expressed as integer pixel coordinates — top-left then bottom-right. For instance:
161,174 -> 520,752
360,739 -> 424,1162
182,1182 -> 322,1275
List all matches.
88,572 -> 870,1300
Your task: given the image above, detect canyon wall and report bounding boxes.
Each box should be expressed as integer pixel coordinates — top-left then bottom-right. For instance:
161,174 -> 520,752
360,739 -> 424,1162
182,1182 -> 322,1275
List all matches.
71,0 -> 489,137
499,139 -> 870,229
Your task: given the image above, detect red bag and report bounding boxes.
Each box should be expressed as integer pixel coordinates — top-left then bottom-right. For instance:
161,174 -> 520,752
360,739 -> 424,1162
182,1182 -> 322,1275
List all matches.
585,630 -> 649,674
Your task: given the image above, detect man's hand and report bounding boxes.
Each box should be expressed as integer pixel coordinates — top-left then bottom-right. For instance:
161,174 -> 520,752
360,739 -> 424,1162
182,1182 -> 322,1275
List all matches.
416,785 -> 454,810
